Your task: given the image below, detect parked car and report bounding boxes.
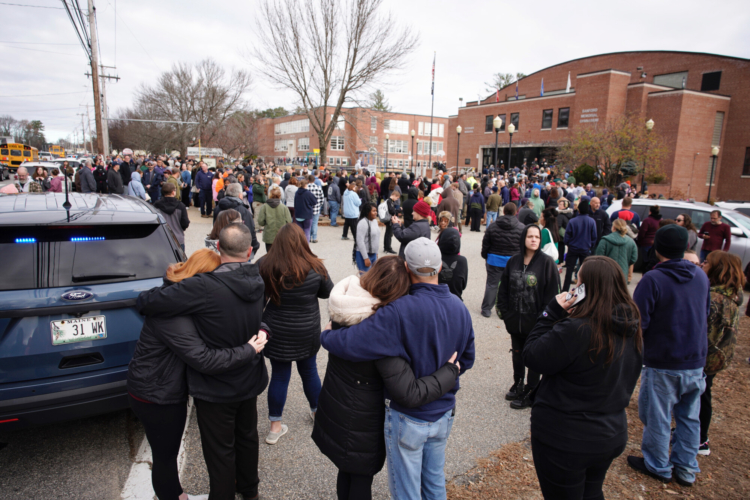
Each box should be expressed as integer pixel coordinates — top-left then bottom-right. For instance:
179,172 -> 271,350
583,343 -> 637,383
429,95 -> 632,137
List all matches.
607,198 -> 750,270
51,158 -> 83,171
0,193 -> 186,430
716,201 -> 750,218
39,152 -> 54,161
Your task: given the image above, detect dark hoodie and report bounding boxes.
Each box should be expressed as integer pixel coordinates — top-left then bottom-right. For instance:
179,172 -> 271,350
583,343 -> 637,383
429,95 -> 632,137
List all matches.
136,262 -> 270,403
402,187 -> 420,228
437,228 -> 468,300
634,258 -> 710,370
153,196 -> 190,244
523,299 -> 643,452
437,186 -> 461,225
496,225 -> 561,336
280,172 -> 291,191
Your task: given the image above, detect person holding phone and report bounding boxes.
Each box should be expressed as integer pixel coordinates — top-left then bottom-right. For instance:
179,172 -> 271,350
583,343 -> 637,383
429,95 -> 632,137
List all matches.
698,210 -> 732,262
497,224 -> 560,409
523,256 -> 643,499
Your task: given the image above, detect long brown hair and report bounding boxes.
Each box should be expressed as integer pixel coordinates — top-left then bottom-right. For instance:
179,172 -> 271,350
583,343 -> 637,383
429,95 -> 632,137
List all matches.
360,255 -> 411,311
568,256 -> 643,364
208,209 -> 241,240
166,248 -> 221,283
705,250 -> 746,293
259,223 -> 328,305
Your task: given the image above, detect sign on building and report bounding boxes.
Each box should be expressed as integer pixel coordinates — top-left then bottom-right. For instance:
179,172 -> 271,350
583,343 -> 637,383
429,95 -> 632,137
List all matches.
186,147 -> 223,157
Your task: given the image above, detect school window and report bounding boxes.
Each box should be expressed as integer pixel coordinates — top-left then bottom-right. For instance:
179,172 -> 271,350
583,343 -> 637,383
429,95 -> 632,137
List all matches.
370,116 -> 377,130
388,140 -> 409,154
541,109 -> 553,129
384,119 -> 409,134
297,137 -> 309,151
418,141 -> 443,154
743,148 -> 750,176
369,136 -> 378,144
331,115 -> 345,130
511,112 -> 520,130
330,136 -> 345,151
274,140 -> 288,152
274,118 -> 310,135
701,71 -> 722,92
485,115 -> 493,133
418,122 -> 444,137
653,71 -> 689,89
557,107 -> 570,128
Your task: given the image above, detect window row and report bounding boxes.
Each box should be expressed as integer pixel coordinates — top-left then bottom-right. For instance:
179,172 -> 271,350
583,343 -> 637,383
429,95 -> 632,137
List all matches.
417,141 -> 443,154
275,118 -> 310,135
388,139 -> 409,154
418,122 -> 444,137
384,119 -> 409,135
484,113 -> 519,132
330,136 -> 345,151
298,137 -> 309,151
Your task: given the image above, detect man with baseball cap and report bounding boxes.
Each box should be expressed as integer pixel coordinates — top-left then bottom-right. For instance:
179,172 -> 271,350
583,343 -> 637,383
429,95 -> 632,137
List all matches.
629,225 -> 709,487
321,237 -> 475,500
392,200 -> 431,258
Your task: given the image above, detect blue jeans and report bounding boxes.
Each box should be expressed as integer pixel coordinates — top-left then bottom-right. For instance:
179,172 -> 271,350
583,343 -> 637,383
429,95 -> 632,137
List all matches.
563,249 -> 590,291
328,201 -> 340,226
639,367 -> 706,483
295,218 -> 312,241
199,188 -> 213,216
384,407 -> 454,500
699,249 -> 711,263
355,252 -> 377,272
267,356 -> 321,421
485,210 -> 498,229
310,213 -> 320,241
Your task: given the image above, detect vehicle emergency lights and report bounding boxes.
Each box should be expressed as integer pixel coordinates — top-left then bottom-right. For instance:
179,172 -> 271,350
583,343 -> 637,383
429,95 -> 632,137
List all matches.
15,238 -> 36,243
70,237 -> 106,242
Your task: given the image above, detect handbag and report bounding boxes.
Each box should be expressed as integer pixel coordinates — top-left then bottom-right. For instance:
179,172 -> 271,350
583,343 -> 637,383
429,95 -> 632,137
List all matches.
191,185 -> 199,193
541,228 -> 559,261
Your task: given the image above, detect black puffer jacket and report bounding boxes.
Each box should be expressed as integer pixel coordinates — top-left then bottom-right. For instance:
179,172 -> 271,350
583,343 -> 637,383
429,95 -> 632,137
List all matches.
127,315 -> 257,405
496,225 -> 560,336
312,330 -> 459,475
262,268 -> 334,362
136,262 -> 269,403
481,214 -> 524,259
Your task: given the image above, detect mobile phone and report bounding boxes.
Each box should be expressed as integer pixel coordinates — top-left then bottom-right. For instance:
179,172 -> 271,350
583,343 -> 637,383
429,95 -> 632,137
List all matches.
565,284 -> 586,306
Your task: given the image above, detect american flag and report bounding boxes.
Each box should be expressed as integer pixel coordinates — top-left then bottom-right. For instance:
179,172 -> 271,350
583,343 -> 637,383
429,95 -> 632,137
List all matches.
431,52 -> 436,95
496,89 -> 499,102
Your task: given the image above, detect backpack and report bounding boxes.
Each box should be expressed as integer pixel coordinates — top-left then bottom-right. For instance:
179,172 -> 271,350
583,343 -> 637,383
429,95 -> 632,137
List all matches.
377,200 -> 390,223
438,260 -> 457,284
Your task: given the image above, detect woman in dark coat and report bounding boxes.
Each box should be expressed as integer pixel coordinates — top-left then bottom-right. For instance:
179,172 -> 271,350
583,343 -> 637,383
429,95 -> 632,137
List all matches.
313,256 -> 460,500
259,223 -> 334,444
523,256 -> 643,500
636,205 -> 662,262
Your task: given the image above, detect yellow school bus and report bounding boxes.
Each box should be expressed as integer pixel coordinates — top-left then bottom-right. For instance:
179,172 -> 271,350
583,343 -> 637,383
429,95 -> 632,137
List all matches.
49,145 -> 66,158
0,143 -> 39,172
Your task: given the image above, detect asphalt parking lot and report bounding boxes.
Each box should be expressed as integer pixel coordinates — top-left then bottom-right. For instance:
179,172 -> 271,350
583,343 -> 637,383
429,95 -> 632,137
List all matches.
0,202 -> 643,500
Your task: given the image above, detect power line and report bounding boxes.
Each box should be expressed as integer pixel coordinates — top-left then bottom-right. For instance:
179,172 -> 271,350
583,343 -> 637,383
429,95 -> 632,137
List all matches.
61,0 -> 90,59
0,91 -> 89,98
0,2 -> 63,8
106,0 -> 159,71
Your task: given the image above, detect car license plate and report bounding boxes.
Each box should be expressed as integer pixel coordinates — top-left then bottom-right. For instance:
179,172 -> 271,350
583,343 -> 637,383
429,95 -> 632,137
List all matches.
51,316 -> 107,345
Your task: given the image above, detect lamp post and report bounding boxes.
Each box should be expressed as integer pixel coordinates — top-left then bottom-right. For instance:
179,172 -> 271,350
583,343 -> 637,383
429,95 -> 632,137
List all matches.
707,146 -> 719,204
641,118 -> 654,193
506,123 -> 515,169
410,129 -> 415,174
415,138 -> 420,175
456,125 -> 462,179
492,116 -> 502,172
385,134 -> 389,173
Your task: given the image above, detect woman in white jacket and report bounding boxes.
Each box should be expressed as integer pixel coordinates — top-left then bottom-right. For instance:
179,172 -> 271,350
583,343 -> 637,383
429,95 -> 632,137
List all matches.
355,202 -> 381,273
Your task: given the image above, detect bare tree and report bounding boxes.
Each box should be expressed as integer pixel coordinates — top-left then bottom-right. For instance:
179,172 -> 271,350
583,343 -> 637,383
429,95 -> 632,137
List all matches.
252,0 -> 418,165
484,72 -> 526,94
113,59 -> 252,156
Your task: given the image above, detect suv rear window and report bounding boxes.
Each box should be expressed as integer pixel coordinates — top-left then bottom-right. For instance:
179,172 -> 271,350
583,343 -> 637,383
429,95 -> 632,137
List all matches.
0,224 -> 180,291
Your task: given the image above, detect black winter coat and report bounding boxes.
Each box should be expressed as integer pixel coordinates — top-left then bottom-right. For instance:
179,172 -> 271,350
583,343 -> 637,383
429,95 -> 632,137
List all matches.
481,214 -> 524,259
393,218 -> 430,258
312,329 -> 459,475
127,315 -> 257,405
212,196 -> 260,255
496,226 -> 560,336
136,262 -> 269,403
107,167 -> 124,194
262,268 -> 334,362
523,300 -> 642,452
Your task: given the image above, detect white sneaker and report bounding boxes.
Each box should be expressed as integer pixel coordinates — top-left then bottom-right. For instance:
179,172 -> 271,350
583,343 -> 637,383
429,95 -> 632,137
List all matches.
187,495 -> 209,500
265,424 -> 288,445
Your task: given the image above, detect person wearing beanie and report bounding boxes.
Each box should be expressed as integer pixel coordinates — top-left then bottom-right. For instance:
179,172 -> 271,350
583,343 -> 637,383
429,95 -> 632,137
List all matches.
629,224 -> 710,487
391,200 -> 431,258
562,199 -> 598,291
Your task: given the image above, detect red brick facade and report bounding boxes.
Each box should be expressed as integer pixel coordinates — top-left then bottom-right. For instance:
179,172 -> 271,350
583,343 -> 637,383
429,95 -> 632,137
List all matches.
446,51 -> 750,201
256,107 -> 449,173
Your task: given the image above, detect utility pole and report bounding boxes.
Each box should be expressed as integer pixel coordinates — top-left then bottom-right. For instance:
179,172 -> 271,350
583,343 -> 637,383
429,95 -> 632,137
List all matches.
87,0 -> 104,154
85,66 -> 120,156
78,113 -> 86,153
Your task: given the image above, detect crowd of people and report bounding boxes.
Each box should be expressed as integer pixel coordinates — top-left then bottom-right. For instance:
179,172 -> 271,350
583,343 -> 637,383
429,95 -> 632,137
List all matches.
7,149 -> 748,500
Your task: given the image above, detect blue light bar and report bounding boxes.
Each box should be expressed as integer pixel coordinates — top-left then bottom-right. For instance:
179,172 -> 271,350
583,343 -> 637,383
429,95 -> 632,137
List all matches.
70,237 -> 105,242
15,238 -> 36,243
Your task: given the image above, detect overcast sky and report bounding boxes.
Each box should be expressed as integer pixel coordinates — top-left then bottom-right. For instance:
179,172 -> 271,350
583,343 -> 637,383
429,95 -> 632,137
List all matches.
2,0 -> 749,144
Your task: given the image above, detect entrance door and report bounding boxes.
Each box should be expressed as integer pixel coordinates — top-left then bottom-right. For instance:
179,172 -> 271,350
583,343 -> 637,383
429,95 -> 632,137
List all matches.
287,140 -> 296,162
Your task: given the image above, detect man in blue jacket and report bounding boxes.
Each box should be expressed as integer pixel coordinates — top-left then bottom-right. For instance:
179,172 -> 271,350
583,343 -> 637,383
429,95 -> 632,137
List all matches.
628,225 -> 709,487
321,238 -> 475,500
195,161 -> 214,218
562,199 -> 598,291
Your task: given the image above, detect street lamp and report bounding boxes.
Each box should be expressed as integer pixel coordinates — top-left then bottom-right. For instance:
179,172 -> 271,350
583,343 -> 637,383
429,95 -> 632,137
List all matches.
641,118 -> 655,192
707,145 -> 720,204
415,138 -> 420,174
385,133 -> 390,173
506,123 -> 515,169
410,129 -> 415,174
456,125 -> 462,179
493,116 -> 502,171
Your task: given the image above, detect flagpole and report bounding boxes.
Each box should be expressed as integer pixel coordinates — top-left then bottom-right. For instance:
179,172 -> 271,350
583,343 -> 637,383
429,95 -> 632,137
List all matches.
428,51 -> 435,177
